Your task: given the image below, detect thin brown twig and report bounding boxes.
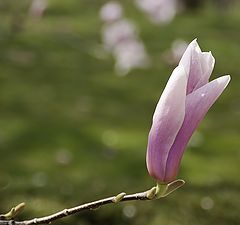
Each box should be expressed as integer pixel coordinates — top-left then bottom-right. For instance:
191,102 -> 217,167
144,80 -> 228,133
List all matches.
0,190 -> 151,225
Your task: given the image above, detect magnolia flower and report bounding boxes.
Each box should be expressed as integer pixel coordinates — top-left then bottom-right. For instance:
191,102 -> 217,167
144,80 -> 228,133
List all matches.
113,39 -> 149,75
101,19 -> 136,51
147,39 -> 230,183
100,1 -> 149,75
99,1 -> 123,23
135,0 -> 178,24
29,0 -> 48,19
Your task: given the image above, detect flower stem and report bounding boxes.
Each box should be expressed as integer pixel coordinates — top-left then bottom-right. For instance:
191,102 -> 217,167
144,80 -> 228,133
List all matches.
0,189 -> 151,225
0,179 -> 185,225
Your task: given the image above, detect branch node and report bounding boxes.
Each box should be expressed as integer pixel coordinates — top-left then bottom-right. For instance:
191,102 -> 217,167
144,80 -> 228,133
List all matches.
146,187 -> 157,199
62,209 -> 68,216
112,192 -> 126,203
9,220 -> 15,225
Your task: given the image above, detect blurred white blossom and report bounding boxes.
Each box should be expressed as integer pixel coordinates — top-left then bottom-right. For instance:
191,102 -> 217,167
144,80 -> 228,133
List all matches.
162,39 -> 188,65
100,1 -> 123,22
135,0 -> 179,24
100,1 -> 149,75
102,19 -> 136,51
113,40 -> 149,75
171,39 -> 188,62
29,0 -> 48,19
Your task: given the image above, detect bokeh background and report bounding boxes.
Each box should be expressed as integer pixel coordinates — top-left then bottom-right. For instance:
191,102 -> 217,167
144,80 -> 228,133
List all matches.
0,0 -> 239,225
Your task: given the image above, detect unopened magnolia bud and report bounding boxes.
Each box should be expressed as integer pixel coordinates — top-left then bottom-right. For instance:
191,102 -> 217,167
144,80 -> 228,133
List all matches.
146,39 -> 230,183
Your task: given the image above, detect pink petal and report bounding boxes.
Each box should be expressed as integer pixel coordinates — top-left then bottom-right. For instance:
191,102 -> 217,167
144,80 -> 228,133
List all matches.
193,51 -> 215,91
164,75 -> 230,182
147,65 -> 187,181
179,39 -> 215,94
179,39 -> 200,77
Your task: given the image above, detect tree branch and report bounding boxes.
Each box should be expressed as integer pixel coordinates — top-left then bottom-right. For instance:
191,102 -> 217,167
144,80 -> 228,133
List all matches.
0,190 -> 151,225
0,179 -> 185,225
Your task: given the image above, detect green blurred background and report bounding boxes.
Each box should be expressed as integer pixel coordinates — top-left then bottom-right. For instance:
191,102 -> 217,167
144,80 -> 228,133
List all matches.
0,0 -> 239,225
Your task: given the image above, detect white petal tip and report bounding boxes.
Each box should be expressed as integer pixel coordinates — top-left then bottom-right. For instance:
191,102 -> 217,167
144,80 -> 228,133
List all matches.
190,39 -> 198,45
224,74 -> 231,83
192,38 -> 198,43
221,74 -> 231,82
217,75 -> 231,88
188,39 -> 201,52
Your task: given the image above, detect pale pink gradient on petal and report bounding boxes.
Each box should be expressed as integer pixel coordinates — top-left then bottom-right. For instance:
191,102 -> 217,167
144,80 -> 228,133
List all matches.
146,39 -> 230,183
179,39 -> 199,75
164,75 -> 230,182
147,65 -> 187,181
194,51 -> 215,90
179,39 -> 215,94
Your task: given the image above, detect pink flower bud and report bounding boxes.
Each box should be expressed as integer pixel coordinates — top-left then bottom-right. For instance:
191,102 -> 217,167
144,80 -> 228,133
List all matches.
147,39 -> 230,183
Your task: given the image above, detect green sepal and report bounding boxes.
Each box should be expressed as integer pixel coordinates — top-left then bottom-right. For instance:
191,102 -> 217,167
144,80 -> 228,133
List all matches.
162,179 -> 185,197
151,179 -> 185,199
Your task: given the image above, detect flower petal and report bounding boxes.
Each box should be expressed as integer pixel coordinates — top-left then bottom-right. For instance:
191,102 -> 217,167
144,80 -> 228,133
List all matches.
179,39 -> 215,94
193,51 -> 215,91
147,65 -> 187,181
179,39 -> 199,80
164,75 -> 230,182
